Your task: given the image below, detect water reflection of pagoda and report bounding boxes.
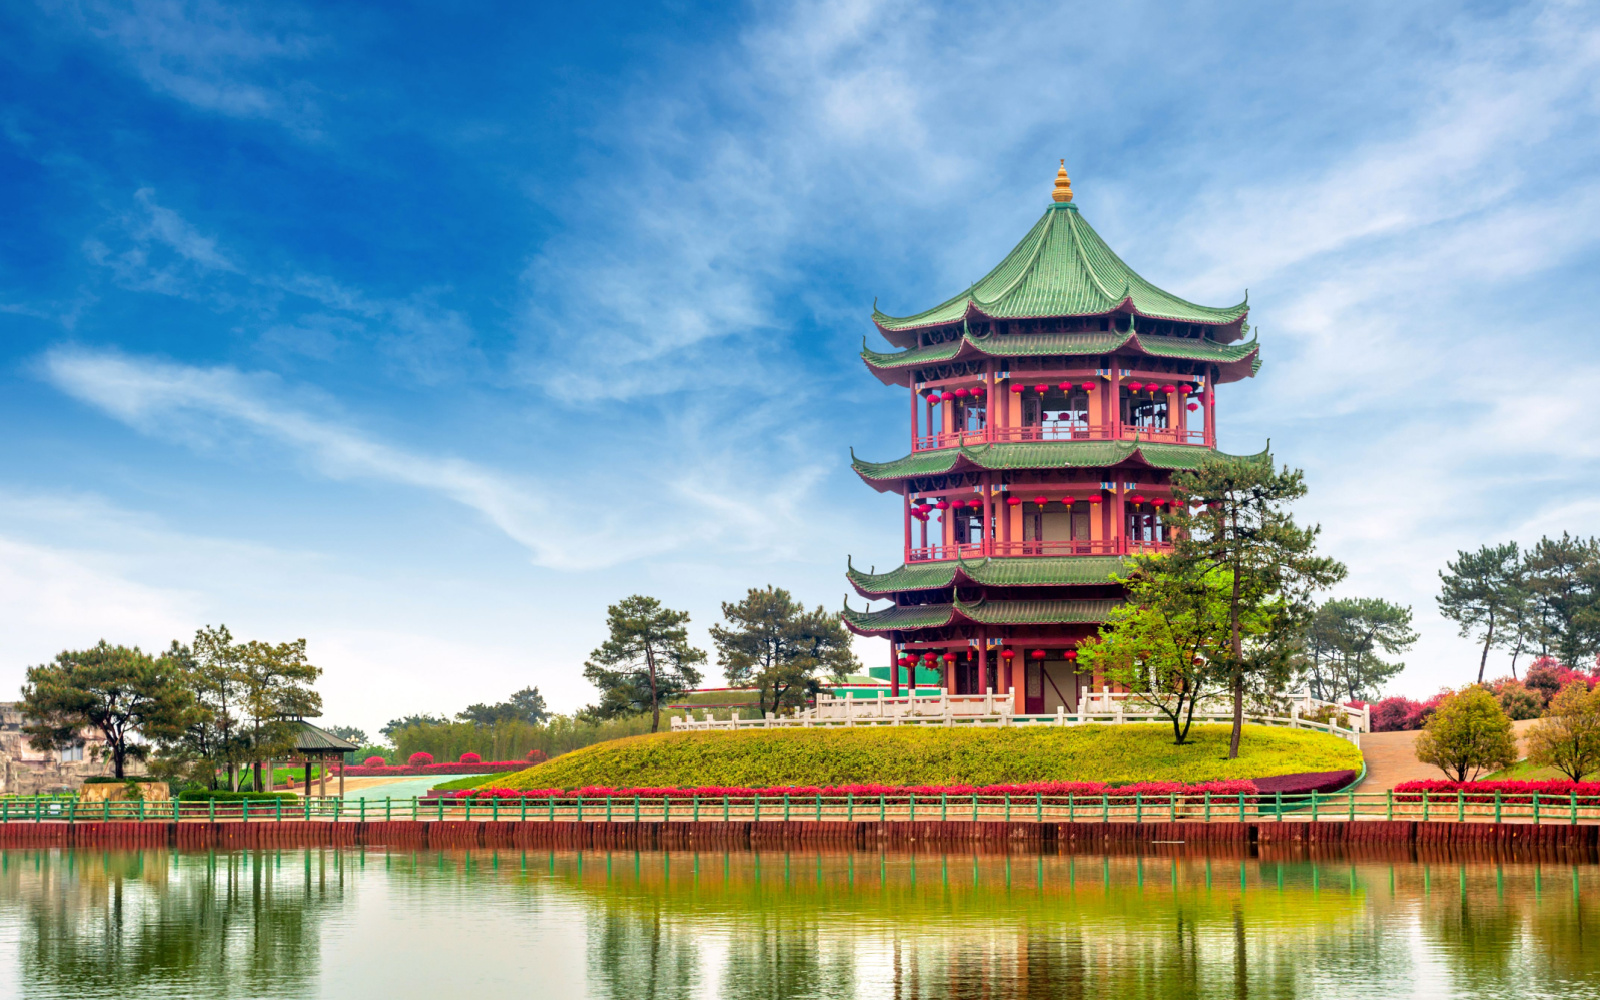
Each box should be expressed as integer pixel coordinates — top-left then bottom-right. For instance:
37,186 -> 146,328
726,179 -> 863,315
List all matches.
843,164 -> 1262,716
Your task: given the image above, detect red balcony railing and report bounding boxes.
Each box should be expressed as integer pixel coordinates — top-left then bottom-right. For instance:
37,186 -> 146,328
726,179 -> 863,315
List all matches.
912,423 -> 1205,451
906,540 -> 1173,562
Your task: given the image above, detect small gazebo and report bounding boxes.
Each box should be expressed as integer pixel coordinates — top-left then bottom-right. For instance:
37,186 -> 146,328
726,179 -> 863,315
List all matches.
288,720 -> 359,798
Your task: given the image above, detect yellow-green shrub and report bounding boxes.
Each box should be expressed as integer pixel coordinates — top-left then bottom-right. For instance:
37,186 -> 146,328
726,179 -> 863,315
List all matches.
490,724 -> 1361,790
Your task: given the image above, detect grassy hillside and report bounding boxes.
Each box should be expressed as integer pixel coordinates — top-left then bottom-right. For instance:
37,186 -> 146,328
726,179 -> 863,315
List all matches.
488,724 -> 1361,790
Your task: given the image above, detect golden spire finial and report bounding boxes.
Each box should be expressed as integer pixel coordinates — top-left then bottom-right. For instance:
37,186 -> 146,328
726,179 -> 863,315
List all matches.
1051,159 -> 1073,203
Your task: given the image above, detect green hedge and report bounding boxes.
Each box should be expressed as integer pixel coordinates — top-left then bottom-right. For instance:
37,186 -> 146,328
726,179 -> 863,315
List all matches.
492,724 -> 1363,791
429,773 -> 507,793
178,790 -> 301,802
392,714 -> 665,763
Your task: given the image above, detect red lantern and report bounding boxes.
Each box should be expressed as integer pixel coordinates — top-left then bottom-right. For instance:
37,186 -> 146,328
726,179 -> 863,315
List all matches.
1176,383 -> 1190,393
940,391 -> 955,402
922,652 -> 936,662
1127,380 -> 1143,391
935,500 -> 949,510
1006,496 -> 1021,506
1033,495 -> 1047,505
942,652 -> 956,663
1031,649 -> 1046,660
1001,648 -> 1014,659
1081,381 -> 1094,391
1152,498 -> 1167,507
953,387 -> 967,398
1010,384 -> 1024,394
1057,381 -> 1072,391
1130,494 -> 1147,503
1032,383 -> 1048,393
1187,402 -> 1200,412
1065,649 -> 1078,660
1162,384 -> 1176,393
1087,495 -> 1103,504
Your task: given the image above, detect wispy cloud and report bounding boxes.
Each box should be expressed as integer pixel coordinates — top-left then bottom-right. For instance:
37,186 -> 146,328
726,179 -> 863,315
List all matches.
50,0 -> 322,131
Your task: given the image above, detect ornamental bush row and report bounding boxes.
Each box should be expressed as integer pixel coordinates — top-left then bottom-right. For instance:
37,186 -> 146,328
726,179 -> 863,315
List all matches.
342,760 -> 531,777
1392,779 -> 1600,804
448,779 -> 1260,803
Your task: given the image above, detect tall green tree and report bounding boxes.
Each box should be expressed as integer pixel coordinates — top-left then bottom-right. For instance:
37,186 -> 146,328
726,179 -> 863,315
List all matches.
1302,597 -> 1417,701
1166,454 -> 1346,758
583,596 -> 706,732
458,687 -> 549,726
237,638 -> 322,791
20,641 -> 194,778
1523,533 -> 1600,668
1077,559 -> 1266,744
711,587 -> 858,718
1437,542 -> 1528,683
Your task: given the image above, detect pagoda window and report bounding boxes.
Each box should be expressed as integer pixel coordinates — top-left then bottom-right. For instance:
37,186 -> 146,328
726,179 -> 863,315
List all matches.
1125,503 -> 1168,544
1022,389 -> 1090,440
953,397 -> 986,434
1121,389 -> 1169,430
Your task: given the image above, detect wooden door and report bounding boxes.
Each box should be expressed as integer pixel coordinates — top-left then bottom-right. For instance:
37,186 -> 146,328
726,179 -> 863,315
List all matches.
1024,662 -> 1044,714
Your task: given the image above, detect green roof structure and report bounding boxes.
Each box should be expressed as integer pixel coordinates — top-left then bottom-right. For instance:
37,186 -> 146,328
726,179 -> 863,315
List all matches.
841,594 -> 1121,635
846,555 -> 1128,596
872,201 -> 1247,339
850,440 -> 1268,489
860,329 -> 1260,386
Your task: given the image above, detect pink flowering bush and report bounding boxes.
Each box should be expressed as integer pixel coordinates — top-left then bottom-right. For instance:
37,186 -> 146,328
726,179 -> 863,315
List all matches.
1394,779 -> 1600,804
526,748 -> 549,764
447,779 -> 1261,802
408,752 -> 434,765
1371,694 -> 1443,731
363,755 -> 387,767
459,752 -> 482,763
343,759 -> 529,777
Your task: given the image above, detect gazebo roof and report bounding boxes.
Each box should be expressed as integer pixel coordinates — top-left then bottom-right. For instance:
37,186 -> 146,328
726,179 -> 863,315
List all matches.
291,720 -> 360,755
871,199 -> 1249,342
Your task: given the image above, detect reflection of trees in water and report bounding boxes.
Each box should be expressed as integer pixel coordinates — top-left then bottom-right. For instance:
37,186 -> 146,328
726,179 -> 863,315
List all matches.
717,916 -> 853,1000
0,849 -> 346,998
588,903 -> 701,1000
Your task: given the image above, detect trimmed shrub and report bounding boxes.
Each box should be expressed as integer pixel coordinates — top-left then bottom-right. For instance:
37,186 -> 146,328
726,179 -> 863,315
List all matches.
486,724 -> 1362,792
447,779 -> 1261,802
178,790 -> 300,802
341,760 -> 528,777
526,748 -> 549,764
1494,680 -> 1542,721
1250,770 -> 1359,795
408,752 -> 434,765
458,752 -> 482,764
1394,779 -> 1600,804
363,756 -> 387,767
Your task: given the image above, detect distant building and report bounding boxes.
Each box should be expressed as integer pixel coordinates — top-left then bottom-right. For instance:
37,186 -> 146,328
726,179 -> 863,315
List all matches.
0,702 -> 127,795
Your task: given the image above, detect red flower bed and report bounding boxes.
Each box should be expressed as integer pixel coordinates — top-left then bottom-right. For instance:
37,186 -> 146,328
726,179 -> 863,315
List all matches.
1252,770 -> 1359,795
343,760 -> 530,777
445,779 -> 1259,802
1393,780 -> 1600,804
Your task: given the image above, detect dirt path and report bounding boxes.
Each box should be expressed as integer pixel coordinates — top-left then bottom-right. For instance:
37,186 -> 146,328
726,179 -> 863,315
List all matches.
1360,719 -> 1537,791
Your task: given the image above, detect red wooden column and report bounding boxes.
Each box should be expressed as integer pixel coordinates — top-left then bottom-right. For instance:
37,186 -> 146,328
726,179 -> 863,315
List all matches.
910,382 -> 919,450
1114,479 -> 1127,555
1011,657 -> 1026,714
985,363 -> 996,443
1203,370 -> 1217,447
890,639 -> 900,698
903,490 -> 912,562
1110,361 -> 1122,439
978,636 -> 989,693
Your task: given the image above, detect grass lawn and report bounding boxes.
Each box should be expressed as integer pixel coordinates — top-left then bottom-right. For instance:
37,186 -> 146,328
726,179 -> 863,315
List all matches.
485,723 -> 1362,791
1480,759 -> 1571,782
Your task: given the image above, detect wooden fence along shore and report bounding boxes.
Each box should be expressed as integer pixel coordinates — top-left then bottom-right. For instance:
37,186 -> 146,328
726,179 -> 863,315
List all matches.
1,789 -> 1598,852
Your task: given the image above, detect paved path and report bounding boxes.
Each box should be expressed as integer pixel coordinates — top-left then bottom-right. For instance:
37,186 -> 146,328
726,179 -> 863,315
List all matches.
1360,719 -> 1537,791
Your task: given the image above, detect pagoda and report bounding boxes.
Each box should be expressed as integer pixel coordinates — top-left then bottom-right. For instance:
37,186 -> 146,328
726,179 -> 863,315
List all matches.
842,163 -> 1264,715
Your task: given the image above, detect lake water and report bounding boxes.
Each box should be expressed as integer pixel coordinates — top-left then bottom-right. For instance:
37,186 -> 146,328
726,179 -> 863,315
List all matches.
0,846 -> 1595,998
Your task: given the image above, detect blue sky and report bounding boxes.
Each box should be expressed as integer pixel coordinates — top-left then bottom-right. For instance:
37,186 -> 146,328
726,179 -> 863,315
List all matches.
2,0 -> 1598,737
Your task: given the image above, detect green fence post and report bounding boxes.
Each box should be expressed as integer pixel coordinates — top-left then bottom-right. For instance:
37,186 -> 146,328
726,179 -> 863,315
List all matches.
971,793 -> 978,822
360,798 -> 366,824
783,794 -> 790,822
278,798 -> 284,822
1204,791 -> 1211,824
1103,794 -> 1109,824
1494,790 -> 1502,824
1169,793 -> 1176,823
753,794 -> 760,823
209,798 -> 215,824
521,798 -> 528,822
138,797 -> 145,823
1311,791 -> 1319,823
1386,790 -> 1393,822
847,792 -> 853,822
1275,791 -> 1283,822
1135,793 -> 1142,824
692,795 -> 699,822
942,793 -> 948,822
1533,792 -> 1540,825
577,796 -> 584,822
549,796 -> 556,822
1068,793 -> 1075,824
880,794 -> 886,822
1347,789 -> 1355,823
1036,792 -> 1042,824
634,795 -> 641,824
1457,790 -> 1464,824
1571,793 -> 1578,826
817,793 -> 823,822
723,795 -> 729,822
102,799 -> 109,823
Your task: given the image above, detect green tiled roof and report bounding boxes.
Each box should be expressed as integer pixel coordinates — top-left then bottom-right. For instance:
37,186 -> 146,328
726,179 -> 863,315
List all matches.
873,202 -> 1248,333
851,440 -> 1270,488
954,596 -> 1120,624
961,555 -> 1128,587
846,555 -> 1128,597
840,603 -> 956,631
842,595 -> 1120,634
847,558 -> 958,594
292,721 -> 360,753
861,331 -> 1258,370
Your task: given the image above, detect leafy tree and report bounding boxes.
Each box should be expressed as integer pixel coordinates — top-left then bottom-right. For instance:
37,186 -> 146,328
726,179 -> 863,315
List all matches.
1523,533 -> 1600,669
1413,687 -> 1517,782
1166,454 -> 1346,758
1078,559 -> 1265,744
1301,598 -> 1416,701
382,713 -> 449,738
584,595 -> 706,732
20,641 -> 194,778
236,638 -> 322,791
327,725 -> 368,745
711,587 -> 858,718
458,687 -> 549,726
1493,680 -> 1543,721
1437,542 -> 1528,684
1522,681 -> 1600,781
